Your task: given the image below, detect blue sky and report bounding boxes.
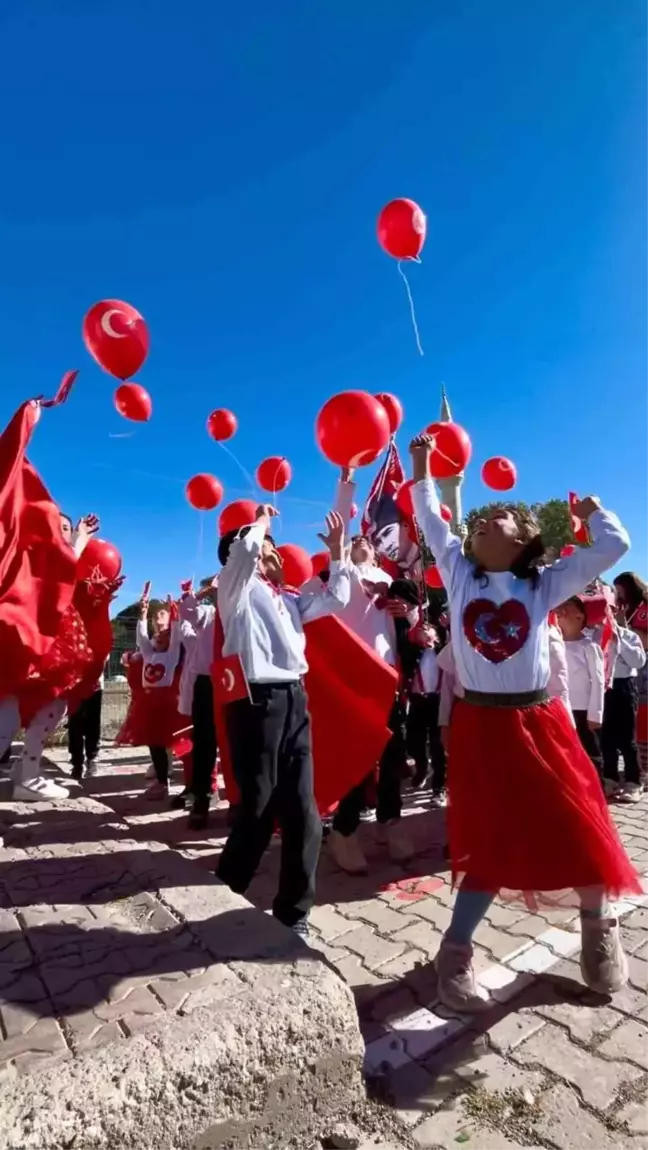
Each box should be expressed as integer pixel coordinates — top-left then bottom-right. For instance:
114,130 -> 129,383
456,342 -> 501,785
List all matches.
0,0 -> 645,608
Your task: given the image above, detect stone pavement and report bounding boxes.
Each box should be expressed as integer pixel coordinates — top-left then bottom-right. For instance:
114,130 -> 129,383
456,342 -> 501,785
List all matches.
0,745 -> 647,1149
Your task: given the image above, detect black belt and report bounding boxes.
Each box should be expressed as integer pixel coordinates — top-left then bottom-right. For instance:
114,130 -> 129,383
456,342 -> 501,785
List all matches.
463,688 -> 549,709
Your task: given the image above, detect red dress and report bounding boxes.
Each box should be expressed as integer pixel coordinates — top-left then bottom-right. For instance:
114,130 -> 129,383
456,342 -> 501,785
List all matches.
116,652 -> 185,749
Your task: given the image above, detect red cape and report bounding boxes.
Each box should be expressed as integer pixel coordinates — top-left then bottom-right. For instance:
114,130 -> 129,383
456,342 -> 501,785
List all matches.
212,611 -> 398,814
0,400 -> 78,701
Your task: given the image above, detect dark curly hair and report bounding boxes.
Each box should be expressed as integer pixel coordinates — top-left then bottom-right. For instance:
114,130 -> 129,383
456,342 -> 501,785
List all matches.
466,505 -> 545,589
613,572 -> 648,617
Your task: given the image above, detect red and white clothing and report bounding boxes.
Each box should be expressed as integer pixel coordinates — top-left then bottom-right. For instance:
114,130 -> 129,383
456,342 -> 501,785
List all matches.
334,479 -> 396,664
116,621 -> 184,748
412,478 -> 640,905
563,635 -> 605,725
437,640 -> 462,729
412,648 -> 440,695
547,624 -> 573,722
178,597 -> 216,716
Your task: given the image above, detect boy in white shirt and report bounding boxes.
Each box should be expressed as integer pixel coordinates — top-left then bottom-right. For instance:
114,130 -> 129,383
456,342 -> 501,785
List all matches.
601,612 -> 646,801
216,504 -> 349,936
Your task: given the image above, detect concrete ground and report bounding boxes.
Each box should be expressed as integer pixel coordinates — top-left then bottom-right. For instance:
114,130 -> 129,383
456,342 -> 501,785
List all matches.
0,745 -> 646,1150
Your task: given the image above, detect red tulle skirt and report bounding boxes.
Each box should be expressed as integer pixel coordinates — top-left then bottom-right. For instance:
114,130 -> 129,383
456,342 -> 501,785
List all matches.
447,696 -> 642,908
116,684 -> 185,749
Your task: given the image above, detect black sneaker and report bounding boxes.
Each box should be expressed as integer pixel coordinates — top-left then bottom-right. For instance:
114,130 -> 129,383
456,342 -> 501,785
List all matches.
171,788 -> 192,810
188,795 -> 210,830
70,763 -> 84,781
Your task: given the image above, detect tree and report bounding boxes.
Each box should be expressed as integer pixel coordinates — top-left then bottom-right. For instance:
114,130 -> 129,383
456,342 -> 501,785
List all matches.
464,498 -> 574,558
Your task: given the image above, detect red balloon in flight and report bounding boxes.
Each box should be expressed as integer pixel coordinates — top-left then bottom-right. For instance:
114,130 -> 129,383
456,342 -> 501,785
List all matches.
114,382 -> 152,422
374,392 -> 404,435
207,409 -> 238,441
482,456 -> 517,492
377,199 -> 427,260
82,299 -> 149,380
310,550 -> 330,575
425,421 -> 472,479
277,544 -> 313,588
315,391 -> 391,468
256,456 -> 292,493
218,499 -> 258,536
185,474 -> 224,511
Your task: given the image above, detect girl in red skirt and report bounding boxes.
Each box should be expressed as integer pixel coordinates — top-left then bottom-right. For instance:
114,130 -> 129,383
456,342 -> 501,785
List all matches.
410,434 -> 641,1012
115,595 -> 184,799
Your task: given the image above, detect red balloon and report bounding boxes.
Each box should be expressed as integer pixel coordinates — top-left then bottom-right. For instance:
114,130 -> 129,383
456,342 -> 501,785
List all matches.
396,479 -> 416,519
425,421 -> 472,479
277,544 -> 313,588
185,473 -> 224,512
481,456 -> 517,492
310,550 -> 331,574
114,382 -> 152,422
349,503 -> 358,520
424,566 -> 444,589
440,504 -> 452,523
82,299 -> 149,381
77,538 -> 122,583
560,544 -> 576,557
377,198 -> 427,260
256,456 -> 292,493
374,392 -> 404,434
218,499 -> 258,536
316,391 -> 391,468
207,408 -> 238,441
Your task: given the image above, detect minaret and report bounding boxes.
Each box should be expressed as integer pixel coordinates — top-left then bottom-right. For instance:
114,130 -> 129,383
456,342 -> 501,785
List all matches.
435,384 -> 465,534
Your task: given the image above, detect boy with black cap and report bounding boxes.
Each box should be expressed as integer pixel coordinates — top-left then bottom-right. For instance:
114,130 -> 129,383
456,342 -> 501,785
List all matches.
215,503 -> 349,936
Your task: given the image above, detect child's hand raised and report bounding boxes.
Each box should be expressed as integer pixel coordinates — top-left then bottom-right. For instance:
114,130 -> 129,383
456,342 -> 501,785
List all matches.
409,433 -> 436,481
571,496 -> 600,522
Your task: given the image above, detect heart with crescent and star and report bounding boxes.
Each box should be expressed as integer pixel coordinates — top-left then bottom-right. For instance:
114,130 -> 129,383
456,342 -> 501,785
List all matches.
143,663 -> 165,685
462,598 -> 530,663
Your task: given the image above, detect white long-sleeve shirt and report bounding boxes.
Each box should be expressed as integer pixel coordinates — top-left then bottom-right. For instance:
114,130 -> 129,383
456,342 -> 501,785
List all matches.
437,640 -> 463,726
217,521 -> 351,683
607,626 -> 646,682
334,479 -> 396,664
548,625 -> 573,721
411,479 -> 630,695
411,648 -> 440,695
136,619 -> 182,688
563,635 -> 605,723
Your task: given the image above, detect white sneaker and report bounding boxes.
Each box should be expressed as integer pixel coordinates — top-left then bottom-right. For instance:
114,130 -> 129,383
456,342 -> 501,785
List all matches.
13,777 -> 70,801
379,818 -> 415,862
328,829 -> 368,874
618,783 -> 643,804
430,789 -> 448,809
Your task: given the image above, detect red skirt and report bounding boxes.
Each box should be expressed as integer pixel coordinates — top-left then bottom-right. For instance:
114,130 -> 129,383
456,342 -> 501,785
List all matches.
447,696 -> 642,908
116,684 -> 185,749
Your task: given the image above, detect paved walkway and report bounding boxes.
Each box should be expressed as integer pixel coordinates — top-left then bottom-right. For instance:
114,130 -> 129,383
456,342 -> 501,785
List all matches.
0,746 -> 646,1149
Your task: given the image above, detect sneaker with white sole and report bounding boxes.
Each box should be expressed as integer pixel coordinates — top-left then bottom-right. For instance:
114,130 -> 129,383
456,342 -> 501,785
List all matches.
434,939 -> 491,1013
378,818 -> 415,862
13,777 -> 70,801
430,789 -> 447,809
328,829 -> 368,874
580,915 -> 628,995
618,782 -> 643,804
85,759 -> 99,778
144,782 -> 169,801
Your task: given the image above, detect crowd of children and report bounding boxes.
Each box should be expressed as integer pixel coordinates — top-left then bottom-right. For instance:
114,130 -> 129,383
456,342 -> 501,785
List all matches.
0,392 -> 645,1012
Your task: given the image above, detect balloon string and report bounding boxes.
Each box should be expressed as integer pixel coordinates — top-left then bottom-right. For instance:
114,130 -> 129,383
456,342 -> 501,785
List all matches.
216,441 -> 257,498
192,513 -> 205,586
397,261 -> 424,356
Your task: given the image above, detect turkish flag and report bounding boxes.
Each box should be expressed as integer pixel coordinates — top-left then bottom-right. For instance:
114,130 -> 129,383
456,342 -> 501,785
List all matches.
213,654 -> 251,703
211,609 -> 397,815
0,401 -> 78,700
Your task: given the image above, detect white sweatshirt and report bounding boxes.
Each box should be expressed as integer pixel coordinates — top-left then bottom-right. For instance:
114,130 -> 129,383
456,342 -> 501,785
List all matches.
563,635 -> 605,723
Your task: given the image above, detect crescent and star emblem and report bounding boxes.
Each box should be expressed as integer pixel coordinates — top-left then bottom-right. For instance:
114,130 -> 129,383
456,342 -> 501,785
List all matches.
463,598 -> 529,664
221,668 -> 235,692
100,308 -> 128,339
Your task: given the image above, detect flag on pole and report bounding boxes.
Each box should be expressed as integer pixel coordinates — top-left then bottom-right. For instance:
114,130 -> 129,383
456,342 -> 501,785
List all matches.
361,441 -> 419,577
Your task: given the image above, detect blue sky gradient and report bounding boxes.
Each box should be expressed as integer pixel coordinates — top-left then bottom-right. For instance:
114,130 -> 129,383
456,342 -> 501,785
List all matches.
0,0 -> 645,606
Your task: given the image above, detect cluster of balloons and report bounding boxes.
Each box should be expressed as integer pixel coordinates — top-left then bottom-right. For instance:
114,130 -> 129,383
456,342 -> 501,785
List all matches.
83,300 -> 153,424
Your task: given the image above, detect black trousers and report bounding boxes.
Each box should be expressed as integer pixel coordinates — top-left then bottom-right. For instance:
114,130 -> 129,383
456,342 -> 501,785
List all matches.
68,689 -> 103,768
217,681 -> 322,926
333,699 -> 406,836
148,745 -> 170,784
601,678 -> 640,784
572,710 -> 603,777
190,674 -> 218,801
406,692 -> 446,790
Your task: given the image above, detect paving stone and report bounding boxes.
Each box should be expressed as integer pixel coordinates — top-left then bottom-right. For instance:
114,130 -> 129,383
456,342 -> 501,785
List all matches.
388,1006 -> 465,1059
534,999 -> 625,1044
379,1058 -> 462,1127
343,901 -> 410,935
477,963 -> 534,1003
309,905 -> 358,942
619,923 -> 648,954
391,920 -> 444,960
515,1021 -> 643,1108
530,1082 -> 634,1149
342,926 -> 408,971
370,985 -> 419,1024
334,954 -> 384,989
617,1092 -> 648,1135
508,943 -> 557,974
149,966 -> 238,1011
446,1046 -> 547,1098
484,901 -> 528,928
627,952 -> 648,990
608,980 -> 648,1018
363,1031 -> 410,1074
406,899 -> 453,932
507,914 -> 550,939
624,907 -> 648,931
486,1008 -> 547,1053
473,922 -> 525,961
0,1017 -> 69,1067
598,1017 -> 648,1069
